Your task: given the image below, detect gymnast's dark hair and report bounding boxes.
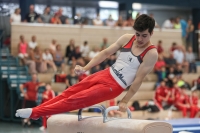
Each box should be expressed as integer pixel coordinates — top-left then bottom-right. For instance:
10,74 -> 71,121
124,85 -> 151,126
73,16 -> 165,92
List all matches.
133,14 -> 155,34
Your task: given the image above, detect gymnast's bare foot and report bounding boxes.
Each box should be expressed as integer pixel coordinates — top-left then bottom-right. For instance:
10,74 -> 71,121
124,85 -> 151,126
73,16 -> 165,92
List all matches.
15,108 -> 32,118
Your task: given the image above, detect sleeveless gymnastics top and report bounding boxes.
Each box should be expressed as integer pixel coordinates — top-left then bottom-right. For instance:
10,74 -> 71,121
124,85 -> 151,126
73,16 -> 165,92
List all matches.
109,35 -> 156,89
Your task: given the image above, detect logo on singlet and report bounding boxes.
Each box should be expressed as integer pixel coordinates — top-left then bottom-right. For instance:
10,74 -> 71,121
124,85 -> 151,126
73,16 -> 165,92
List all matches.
127,55 -> 134,63
111,65 -> 127,86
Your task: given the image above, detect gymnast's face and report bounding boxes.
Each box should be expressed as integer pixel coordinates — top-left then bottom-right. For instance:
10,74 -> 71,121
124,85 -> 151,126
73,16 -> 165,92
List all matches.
135,29 -> 152,47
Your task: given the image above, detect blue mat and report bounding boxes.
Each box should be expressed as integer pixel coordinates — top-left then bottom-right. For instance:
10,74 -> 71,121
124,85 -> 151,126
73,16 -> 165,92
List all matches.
166,118 -> 200,133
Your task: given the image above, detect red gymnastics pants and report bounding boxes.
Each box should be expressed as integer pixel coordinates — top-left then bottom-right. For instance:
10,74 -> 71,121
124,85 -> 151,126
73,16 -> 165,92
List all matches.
176,105 -> 199,118
30,68 -> 124,119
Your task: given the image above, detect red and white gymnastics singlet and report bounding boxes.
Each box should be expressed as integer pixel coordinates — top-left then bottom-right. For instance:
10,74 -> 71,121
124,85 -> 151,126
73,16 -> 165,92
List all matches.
109,35 -> 156,89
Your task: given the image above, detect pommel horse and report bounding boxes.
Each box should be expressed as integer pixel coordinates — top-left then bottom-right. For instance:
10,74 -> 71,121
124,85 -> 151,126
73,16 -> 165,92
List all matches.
47,105 -> 173,133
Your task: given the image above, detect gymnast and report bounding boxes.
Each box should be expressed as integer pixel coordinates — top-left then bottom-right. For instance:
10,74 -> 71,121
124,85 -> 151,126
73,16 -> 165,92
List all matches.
16,14 -> 158,120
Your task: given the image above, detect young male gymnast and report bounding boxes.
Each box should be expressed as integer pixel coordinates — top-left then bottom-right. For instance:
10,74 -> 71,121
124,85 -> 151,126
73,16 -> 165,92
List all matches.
16,14 -> 158,119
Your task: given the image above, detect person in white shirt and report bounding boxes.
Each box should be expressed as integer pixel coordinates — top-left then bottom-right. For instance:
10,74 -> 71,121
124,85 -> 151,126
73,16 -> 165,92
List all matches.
43,49 -> 57,72
92,14 -> 103,26
173,45 -> 189,72
29,35 -> 38,50
80,41 -> 90,58
106,15 -> 115,27
162,18 -> 174,29
88,47 -> 100,60
10,8 -> 21,23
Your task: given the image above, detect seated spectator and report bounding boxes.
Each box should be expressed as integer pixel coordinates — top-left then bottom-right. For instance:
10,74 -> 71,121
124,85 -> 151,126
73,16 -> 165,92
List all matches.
107,54 -> 116,66
42,49 -> 57,72
154,81 -> 169,109
185,46 -> 197,73
80,41 -> 90,59
68,46 -> 82,65
49,39 -> 57,55
189,89 -> 199,118
174,64 -> 183,77
115,16 -> 124,27
100,38 -> 109,50
53,44 -> 65,73
162,18 -> 174,29
191,76 -> 200,90
19,74 -> 44,126
65,67 -> 78,88
57,8 -> 69,24
50,13 -> 62,24
169,42 -> 177,52
173,45 -> 188,72
24,5 -> 39,23
28,35 -> 38,50
156,40 -> 164,54
156,66 -> 167,83
166,67 -> 176,79
93,14 -> 103,26
74,14 -> 83,25
123,16 -> 134,27
91,65 -> 101,74
106,15 -> 115,27
30,46 -> 47,73
164,53 -> 176,69
174,86 -> 191,118
88,47 -> 100,61
40,83 -> 55,130
154,55 -> 166,72
65,39 -> 75,58
10,8 -> 21,23
38,6 -> 52,23
174,17 -> 181,29
18,35 -> 28,63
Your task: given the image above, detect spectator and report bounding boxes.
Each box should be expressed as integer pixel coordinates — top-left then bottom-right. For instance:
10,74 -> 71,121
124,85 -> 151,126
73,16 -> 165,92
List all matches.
169,42 -> 177,52
100,38 -> 109,50
53,44 -> 65,73
18,35 -> 28,62
50,13 -> 62,24
68,46 -> 82,65
40,83 -> 55,130
189,89 -> 199,118
19,74 -> 43,126
93,14 -> 103,26
24,5 -> 39,23
28,35 -> 38,50
164,53 -> 177,69
57,8 -> 69,24
162,18 -> 174,29
185,46 -> 196,73
49,39 -> 57,55
88,47 -> 100,60
106,15 -> 115,27
42,49 -> 57,72
38,6 -> 52,23
91,65 -> 101,74
74,14 -> 83,25
186,19 -> 194,49
30,46 -> 47,73
154,55 -> 166,72
179,17 -> 188,47
174,64 -> 183,77
156,40 -> 164,54
107,54 -> 116,66
123,16 -> 134,27
10,8 -> 21,23
65,39 -> 75,58
65,67 -> 78,88
80,41 -> 90,59
115,16 -> 124,27
174,17 -> 181,29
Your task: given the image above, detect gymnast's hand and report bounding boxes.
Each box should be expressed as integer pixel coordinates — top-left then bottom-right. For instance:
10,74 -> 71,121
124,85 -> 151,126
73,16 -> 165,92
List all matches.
74,65 -> 86,75
118,101 -> 128,112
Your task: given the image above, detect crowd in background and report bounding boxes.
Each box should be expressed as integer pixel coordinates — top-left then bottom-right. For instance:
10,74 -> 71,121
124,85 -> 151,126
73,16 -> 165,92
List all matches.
8,4 -> 200,130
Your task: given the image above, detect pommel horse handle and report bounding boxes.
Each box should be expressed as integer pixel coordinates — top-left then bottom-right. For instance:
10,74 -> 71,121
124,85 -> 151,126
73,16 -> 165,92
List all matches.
103,106 -> 132,123
78,104 -> 106,121
78,105 -> 132,123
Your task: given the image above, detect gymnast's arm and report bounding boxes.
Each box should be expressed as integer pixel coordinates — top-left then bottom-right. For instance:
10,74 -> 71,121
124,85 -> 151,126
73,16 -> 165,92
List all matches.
119,49 -> 158,112
75,34 -> 131,73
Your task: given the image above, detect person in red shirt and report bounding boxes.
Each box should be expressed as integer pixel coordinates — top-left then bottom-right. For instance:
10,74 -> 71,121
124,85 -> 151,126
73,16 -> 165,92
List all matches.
154,55 -> 166,72
169,42 -> 177,52
174,85 -> 190,117
189,89 -> 199,118
156,40 -> 164,54
154,81 -> 168,109
40,83 -> 55,130
19,74 -> 41,126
